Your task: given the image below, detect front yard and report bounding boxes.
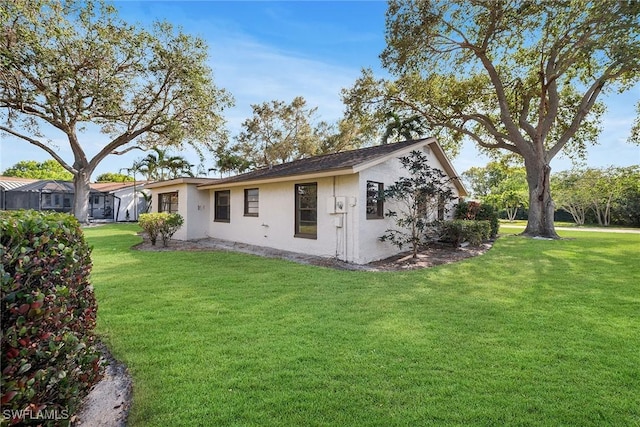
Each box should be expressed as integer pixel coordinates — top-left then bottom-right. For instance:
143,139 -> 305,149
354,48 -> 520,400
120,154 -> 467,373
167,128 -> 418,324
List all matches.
85,224 -> 640,426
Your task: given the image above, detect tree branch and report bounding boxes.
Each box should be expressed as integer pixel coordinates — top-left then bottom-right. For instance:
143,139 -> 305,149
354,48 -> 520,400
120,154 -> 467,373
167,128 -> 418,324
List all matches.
0,126 -> 75,173
110,145 -> 146,155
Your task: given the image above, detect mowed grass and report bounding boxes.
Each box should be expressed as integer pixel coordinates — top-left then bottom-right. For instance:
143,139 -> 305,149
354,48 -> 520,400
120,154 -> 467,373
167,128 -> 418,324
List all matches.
85,224 -> 640,426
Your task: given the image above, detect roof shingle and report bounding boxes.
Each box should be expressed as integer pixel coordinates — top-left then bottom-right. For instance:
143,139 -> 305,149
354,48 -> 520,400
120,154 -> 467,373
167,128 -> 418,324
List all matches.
204,138 -> 429,186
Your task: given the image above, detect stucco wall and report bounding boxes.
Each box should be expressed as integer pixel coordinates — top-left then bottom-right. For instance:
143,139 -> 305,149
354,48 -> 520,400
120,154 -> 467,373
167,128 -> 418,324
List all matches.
207,175 -> 361,260
355,145 -> 462,264
148,142 -> 463,264
150,183 -> 209,240
112,186 -> 147,221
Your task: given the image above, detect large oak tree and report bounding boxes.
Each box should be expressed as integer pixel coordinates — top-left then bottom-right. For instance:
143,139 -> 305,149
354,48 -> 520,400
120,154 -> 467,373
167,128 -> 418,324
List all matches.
1,0 -> 232,222
344,0 -> 639,237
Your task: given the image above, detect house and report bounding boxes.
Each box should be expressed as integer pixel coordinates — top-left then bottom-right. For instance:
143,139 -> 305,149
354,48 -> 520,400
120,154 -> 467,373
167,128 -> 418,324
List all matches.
145,138 -> 468,264
0,177 -> 148,221
90,181 -> 149,221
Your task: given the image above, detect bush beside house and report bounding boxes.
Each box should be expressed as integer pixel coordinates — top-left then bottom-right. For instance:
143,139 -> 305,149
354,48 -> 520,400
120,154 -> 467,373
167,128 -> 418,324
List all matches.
138,212 -> 184,247
1,210 -> 103,426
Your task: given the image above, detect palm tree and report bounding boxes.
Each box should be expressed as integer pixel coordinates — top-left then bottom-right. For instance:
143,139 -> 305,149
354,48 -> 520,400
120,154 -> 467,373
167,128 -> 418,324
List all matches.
381,112 -> 428,144
135,147 -> 194,181
164,156 -> 194,179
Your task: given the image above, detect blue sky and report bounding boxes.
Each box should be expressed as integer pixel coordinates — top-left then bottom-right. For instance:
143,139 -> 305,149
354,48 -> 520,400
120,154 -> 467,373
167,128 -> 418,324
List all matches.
2,1 -> 639,179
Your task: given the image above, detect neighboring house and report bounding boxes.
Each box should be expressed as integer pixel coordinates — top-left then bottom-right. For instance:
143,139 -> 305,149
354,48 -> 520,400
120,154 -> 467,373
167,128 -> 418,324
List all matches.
91,181 -> 149,221
0,176 -> 148,221
0,176 -> 39,211
146,138 -> 468,264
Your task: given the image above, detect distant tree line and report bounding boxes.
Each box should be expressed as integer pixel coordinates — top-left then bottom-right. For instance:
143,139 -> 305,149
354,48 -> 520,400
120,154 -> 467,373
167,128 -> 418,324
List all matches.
463,162 -> 640,227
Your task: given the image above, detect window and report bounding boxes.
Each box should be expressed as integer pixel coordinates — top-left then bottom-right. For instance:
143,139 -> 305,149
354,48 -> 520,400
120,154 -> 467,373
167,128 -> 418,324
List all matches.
437,194 -> 446,220
244,188 -> 259,216
295,183 -> 317,238
366,181 -> 384,219
215,190 -> 230,222
159,191 -> 178,213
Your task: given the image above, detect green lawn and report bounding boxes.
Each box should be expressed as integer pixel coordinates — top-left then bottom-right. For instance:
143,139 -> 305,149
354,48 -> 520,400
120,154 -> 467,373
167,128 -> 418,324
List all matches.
85,224 -> 640,426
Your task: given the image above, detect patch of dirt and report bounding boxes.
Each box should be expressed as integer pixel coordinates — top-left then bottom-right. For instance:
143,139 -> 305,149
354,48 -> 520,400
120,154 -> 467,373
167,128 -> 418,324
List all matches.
132,233 -> 493,272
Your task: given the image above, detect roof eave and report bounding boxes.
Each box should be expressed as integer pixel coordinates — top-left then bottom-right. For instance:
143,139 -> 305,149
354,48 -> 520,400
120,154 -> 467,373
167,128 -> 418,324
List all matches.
197,167 -> 355,190
428,142 -> 469,197
352,137 -> 437,173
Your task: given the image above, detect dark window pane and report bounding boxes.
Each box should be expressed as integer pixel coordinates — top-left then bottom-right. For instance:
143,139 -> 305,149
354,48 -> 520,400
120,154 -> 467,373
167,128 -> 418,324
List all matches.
215,190 -> 230,222
295,183 -> 317,238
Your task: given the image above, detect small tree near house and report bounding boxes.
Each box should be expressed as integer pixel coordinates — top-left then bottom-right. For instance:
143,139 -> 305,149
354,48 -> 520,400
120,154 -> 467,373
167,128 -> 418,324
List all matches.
379,150 -> 456,259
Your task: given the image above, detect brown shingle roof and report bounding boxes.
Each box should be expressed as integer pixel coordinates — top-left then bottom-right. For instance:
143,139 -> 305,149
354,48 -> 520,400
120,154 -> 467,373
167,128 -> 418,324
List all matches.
201,138 -> 429,187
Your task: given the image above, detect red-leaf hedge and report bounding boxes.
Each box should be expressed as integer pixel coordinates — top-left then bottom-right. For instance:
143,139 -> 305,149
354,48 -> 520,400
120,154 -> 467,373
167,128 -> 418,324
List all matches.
1,211 -> 103,426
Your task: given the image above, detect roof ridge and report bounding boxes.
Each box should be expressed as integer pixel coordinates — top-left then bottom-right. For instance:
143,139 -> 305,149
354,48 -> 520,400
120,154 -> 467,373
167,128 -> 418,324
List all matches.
198,138 -> 432,187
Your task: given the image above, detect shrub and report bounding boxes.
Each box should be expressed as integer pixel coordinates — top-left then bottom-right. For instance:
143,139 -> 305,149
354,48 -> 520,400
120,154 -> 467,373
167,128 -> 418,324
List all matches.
138,212 -> 184,247
440,220 -> 491,247
475,204 -> 500,238
439,220 -> 466,247
138,213 -> 161,245
1,210 -> 103,426
455,200 -> 481,220
159,214 -> 184,247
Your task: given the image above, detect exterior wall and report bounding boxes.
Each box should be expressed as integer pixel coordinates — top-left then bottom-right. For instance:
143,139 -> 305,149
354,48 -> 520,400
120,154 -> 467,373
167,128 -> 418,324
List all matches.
150,183 -> 209,240
355,145 -> 463,264
111,186 -> 148,221
207,175 -> 360,260
356,158 -> 410,264
148,144 -> 463,264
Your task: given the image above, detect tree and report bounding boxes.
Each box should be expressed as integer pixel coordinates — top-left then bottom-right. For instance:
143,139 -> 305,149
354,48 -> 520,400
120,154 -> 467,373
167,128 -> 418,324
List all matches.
233,96 -> 324,168
553,166 -> 640,226
163,156 -> 194,179
343,0 -> 640,238
379,150 -> 455,259
95,172 -> 133,182
315,117 -> 368,155
553,169 -> 592,225
630,101 -> 640,144
611,166 -> 640,227
212,141 -> 252,177
381,112 -> 427,144
2,159 -> 73,180
135,147 -> 193,181
463,161 -> 528,221
1,0 -> 232,223
487,185 -> 528,222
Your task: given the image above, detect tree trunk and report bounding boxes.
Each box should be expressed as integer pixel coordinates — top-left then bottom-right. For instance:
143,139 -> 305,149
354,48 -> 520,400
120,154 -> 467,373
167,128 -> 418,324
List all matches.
73,169 -> 92,224
522,158 -> 559,238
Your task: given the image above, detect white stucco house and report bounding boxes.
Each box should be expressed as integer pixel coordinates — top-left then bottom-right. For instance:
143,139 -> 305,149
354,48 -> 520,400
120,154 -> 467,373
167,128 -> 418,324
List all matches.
144,138 -> 468,264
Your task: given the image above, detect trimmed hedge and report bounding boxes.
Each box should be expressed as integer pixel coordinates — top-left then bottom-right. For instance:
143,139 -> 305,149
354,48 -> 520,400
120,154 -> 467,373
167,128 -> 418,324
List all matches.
440,220 -> 492,247
138,212 -> 184,246
456,201 -> 500,238
1,211 -> 102,426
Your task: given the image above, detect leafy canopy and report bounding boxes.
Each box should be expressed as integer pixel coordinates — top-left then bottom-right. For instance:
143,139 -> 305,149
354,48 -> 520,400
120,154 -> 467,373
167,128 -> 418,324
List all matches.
2,159 -> 73,180
95,172 -> 133,183
345,0 -> 639,161
0,0 -> 232,221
